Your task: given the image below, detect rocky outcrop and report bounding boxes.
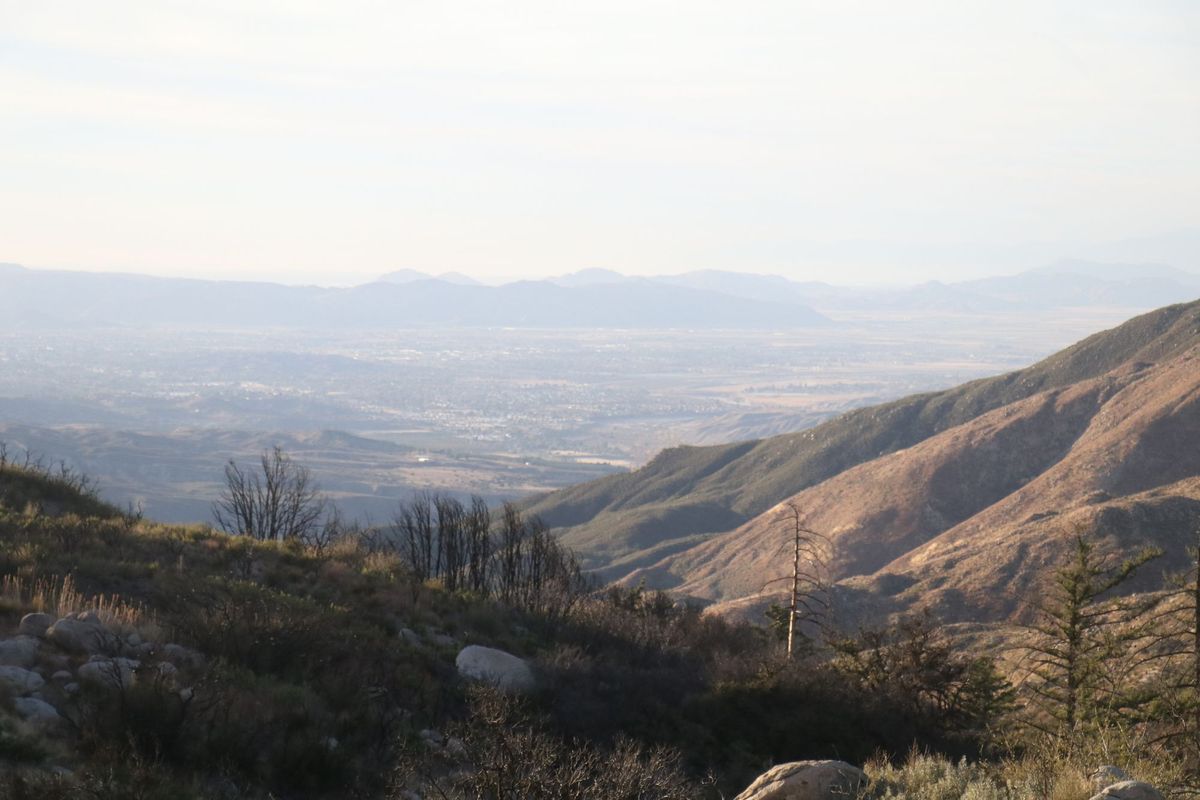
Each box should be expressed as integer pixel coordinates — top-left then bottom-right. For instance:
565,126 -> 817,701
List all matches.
734,760 -> 868,800
455,645 -> 535,693
1089,781 -> 1165,800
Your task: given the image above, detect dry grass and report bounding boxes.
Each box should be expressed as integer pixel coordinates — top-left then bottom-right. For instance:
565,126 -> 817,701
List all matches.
0,573 -> 147,629
861,730 -> 1192,800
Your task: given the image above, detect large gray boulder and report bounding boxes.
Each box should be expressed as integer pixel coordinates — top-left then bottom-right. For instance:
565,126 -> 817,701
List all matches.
46,616 -> 114,655
735,760 -> 868,800
13,696 -> 61,725
0,636 -> 40,667
0,665 -> 45,695
455,645 -> 535,693
18,612 -> 55,638
1089,781 -> 1164,800
77,657 -> 139,689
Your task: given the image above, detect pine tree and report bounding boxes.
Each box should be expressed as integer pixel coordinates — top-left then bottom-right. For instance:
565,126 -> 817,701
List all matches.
1022,531 -> 1160,737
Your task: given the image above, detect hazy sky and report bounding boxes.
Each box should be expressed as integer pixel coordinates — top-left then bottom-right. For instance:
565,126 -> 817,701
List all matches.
1,1 -> 1197,285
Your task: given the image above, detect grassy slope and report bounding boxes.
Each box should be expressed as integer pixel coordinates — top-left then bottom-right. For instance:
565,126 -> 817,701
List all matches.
528,299 -> 1200,572
0,467 -> 1028,799
0,468 -> 531,797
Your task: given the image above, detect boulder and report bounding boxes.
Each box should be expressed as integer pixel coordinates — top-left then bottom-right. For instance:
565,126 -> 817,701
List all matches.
162,643 -> 204,669
1092,765 -> 1129,790
46,617 -> 114,655
734,760 -> 868,800
0,636 -> 41,667
13,696 -> 61,725
399,627 -> 422,647
0,665 -> 45,695
77,657 -> 139,689
1089,781 -> 1165,800
17,612 -> 55,638
455,645 -> 536,693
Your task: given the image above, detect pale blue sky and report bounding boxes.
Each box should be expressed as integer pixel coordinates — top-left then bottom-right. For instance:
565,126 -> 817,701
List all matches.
1,1 -> 1197,285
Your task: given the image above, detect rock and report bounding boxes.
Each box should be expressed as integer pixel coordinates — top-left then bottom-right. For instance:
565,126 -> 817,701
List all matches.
734,760 -> 868,800
77,657 -> 139,689
51,670 -> 73,683
0,665 -> 45,695
13,696 -> 61,725
63,682 -> 80,695
18,612 -> 55,638
42,653 -> 70,672
399,627 -> 422,646
46,617 -> 114,655
1092,765 -> 1129,790
1090,781 -> 1165,800
0,636 -> 41,667
455,645 -> 535,693
420,728 -> 444,746
125,632 -> 143,647
163,643 -> 204,668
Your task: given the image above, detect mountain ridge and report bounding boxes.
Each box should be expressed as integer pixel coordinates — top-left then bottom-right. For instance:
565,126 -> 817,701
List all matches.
527,299 -> 1200,601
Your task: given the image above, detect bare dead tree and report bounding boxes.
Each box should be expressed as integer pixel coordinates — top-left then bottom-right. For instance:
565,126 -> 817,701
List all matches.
211,446 -> 328,543
495,502 -> 525,605
465,495 -> 492,594
395,492 -> 436,584
434,494 -> 466,591
763,501 -> 833,659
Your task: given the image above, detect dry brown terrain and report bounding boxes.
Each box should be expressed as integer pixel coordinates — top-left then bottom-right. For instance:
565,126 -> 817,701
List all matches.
600,303 -> 1200,627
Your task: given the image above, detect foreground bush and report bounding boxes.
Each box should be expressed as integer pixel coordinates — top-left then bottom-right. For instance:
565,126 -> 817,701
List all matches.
392,687 -> 701,800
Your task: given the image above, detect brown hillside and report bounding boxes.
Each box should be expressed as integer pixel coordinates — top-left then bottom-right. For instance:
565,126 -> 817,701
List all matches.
529,300 -> 1200,575
625,344 -> 1200,626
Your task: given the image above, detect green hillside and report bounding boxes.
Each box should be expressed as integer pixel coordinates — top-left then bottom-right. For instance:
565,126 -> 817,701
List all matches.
527,298 -> 1200,573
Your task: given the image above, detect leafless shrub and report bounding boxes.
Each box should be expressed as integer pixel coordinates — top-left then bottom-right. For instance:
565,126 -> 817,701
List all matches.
211,446 -> 329,543
393,686 -> 698,800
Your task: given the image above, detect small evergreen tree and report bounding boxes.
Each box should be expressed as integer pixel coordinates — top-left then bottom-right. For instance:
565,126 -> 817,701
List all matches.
1022,530 -> 1160,737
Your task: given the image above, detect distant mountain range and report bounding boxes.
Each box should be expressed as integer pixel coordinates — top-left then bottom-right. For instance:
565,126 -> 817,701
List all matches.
0,263 -> 828,330
551,260 -> 1200,314
1,259 -> 1197,330
525,298 -> 1200,626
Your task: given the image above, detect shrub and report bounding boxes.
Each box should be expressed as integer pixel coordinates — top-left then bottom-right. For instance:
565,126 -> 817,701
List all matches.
393,686 -> 700,800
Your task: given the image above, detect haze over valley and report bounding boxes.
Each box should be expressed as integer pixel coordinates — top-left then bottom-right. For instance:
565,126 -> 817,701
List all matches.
2,261 -> 1191,524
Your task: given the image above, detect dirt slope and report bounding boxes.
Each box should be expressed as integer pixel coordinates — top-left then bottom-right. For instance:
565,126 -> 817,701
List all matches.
635,343 -> 1200,625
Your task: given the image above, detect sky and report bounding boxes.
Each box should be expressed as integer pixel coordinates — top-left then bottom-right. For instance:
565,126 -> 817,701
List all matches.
1,1 -> 1197,286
